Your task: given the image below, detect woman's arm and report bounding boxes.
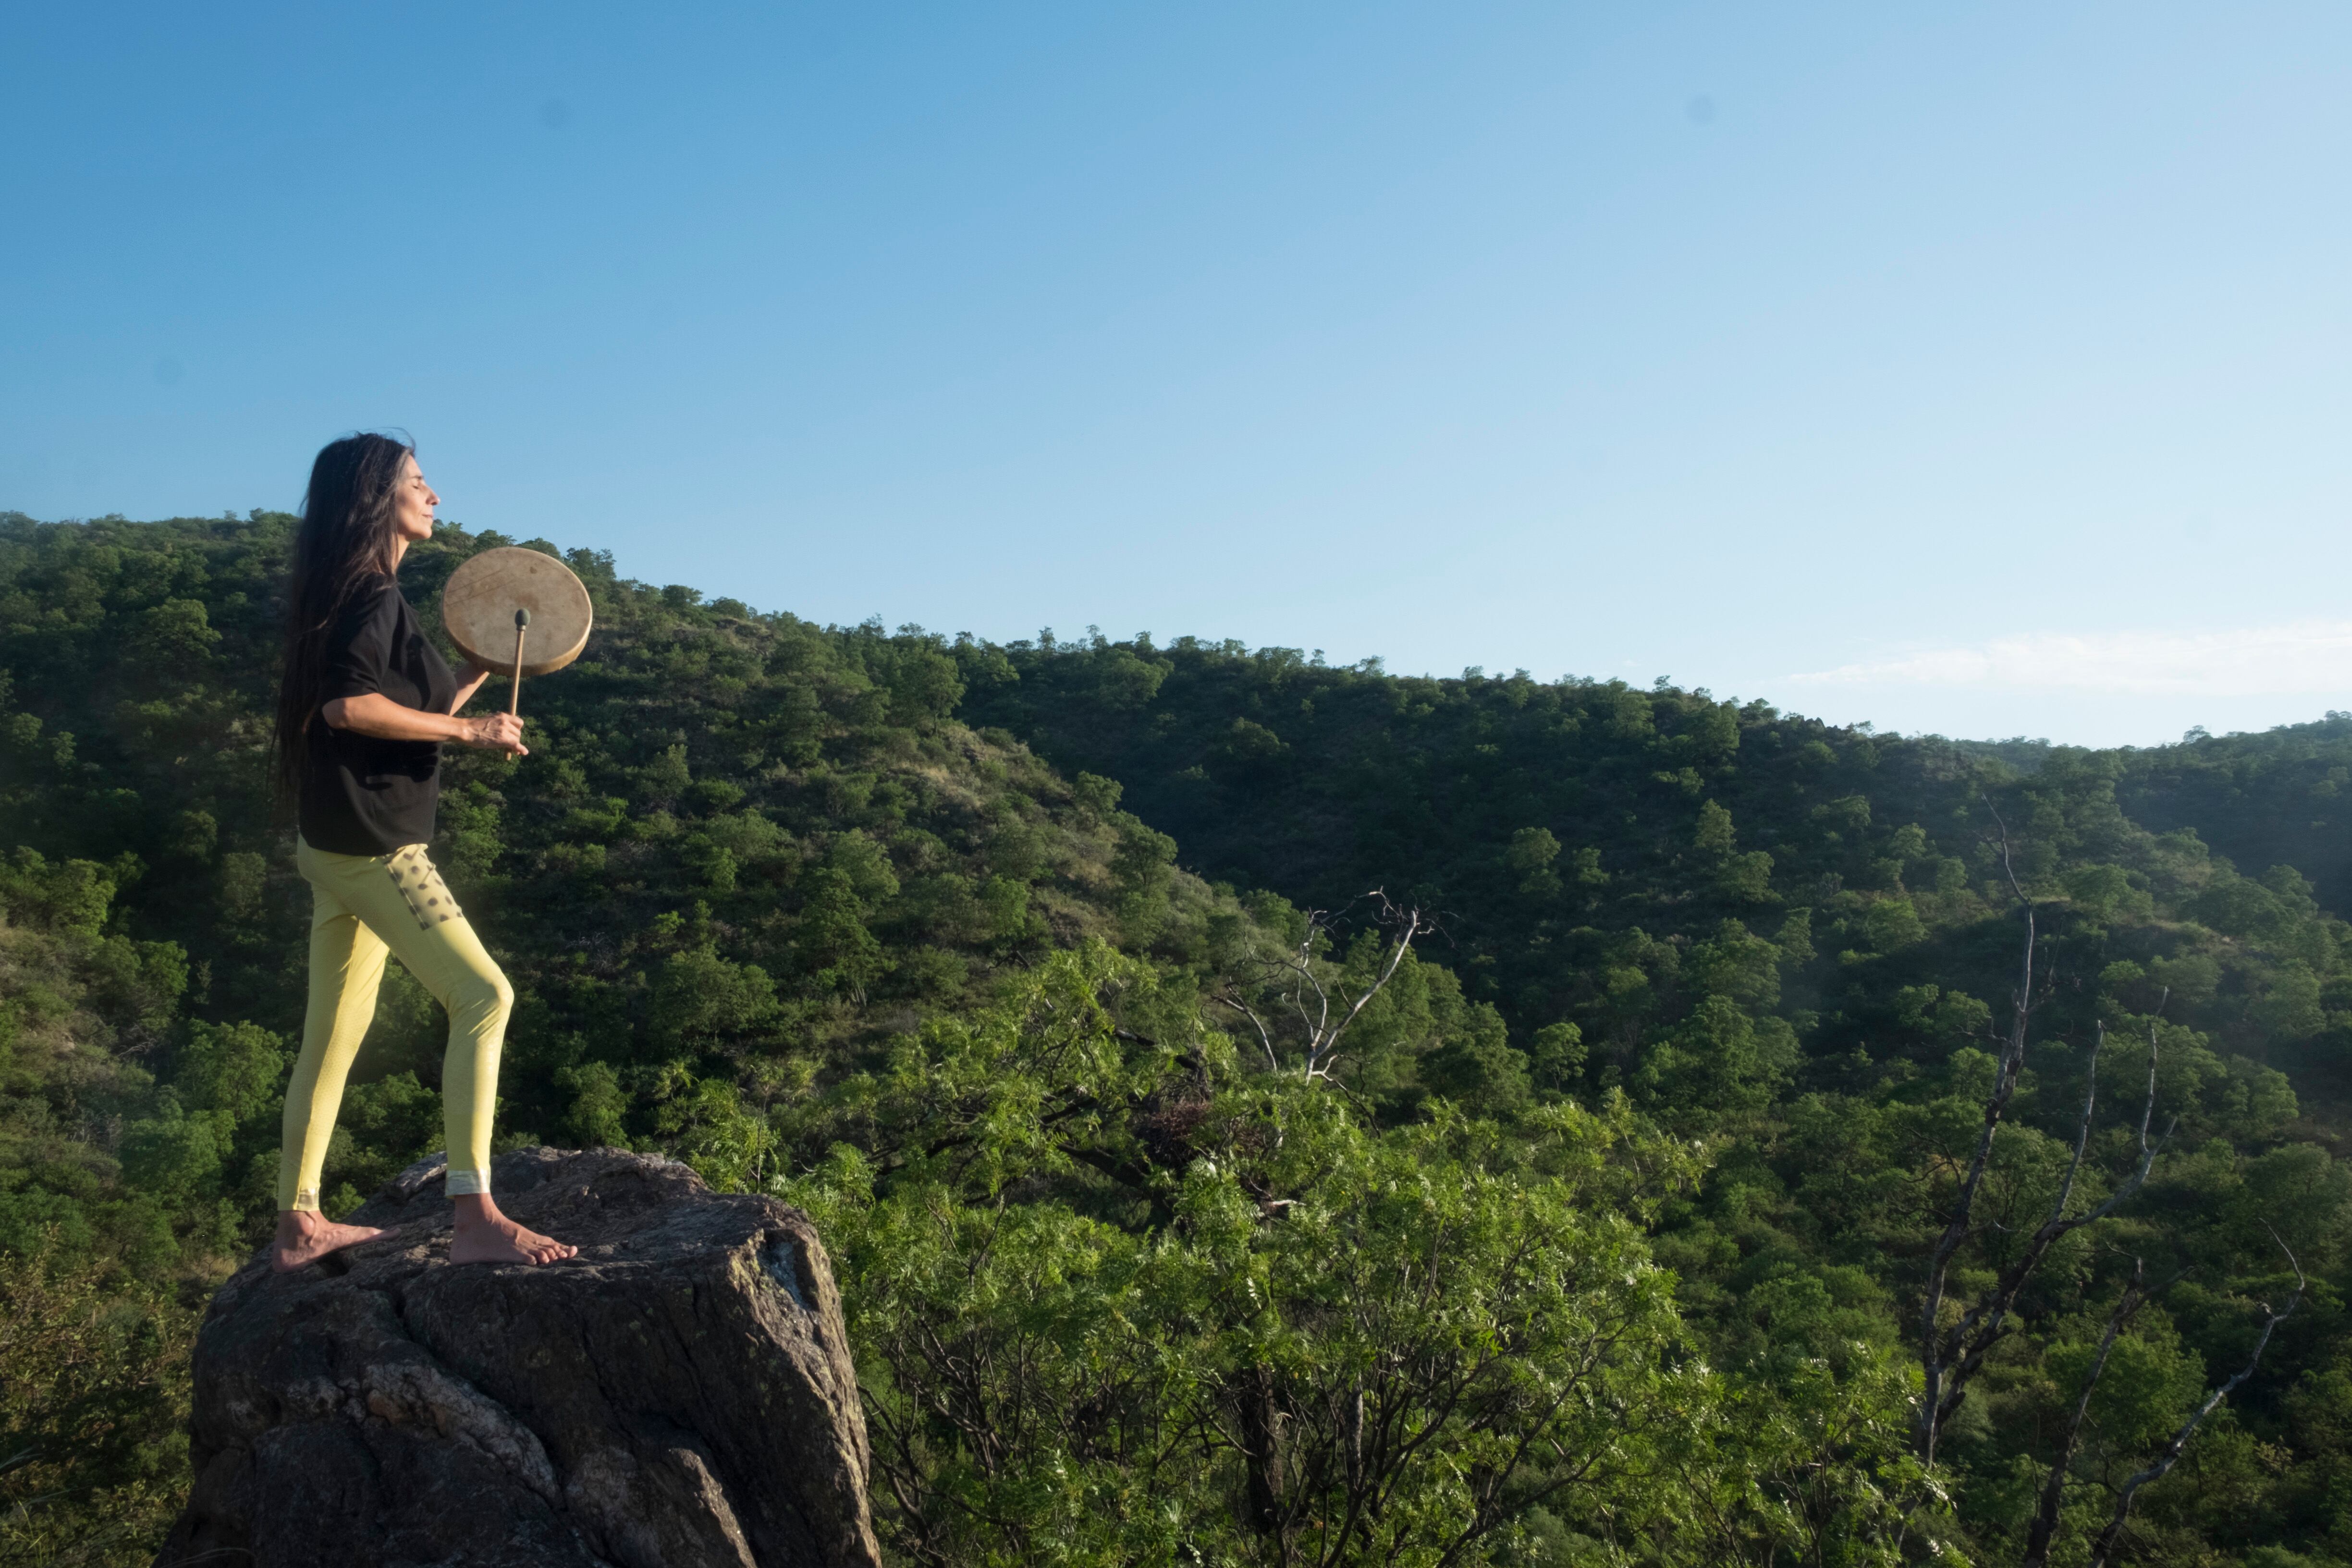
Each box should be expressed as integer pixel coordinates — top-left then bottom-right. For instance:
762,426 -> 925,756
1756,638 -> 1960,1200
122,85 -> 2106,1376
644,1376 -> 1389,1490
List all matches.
450,662 -> 497,715
322,694 -> 528,756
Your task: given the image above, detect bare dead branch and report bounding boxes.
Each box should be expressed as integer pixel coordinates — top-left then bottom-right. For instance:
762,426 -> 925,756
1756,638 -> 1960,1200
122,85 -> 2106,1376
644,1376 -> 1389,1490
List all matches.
1917,835 -> 2037,1462
1219,989 -> 1283,1074
1929,1008 -> 2179,1446
1213,890 -> 1427,1087
2022,1259 -> 2156,1568
2045,1019 -> 2108,1227
2083,1228 -> 2306,1568
1919,816 -> 2174,1466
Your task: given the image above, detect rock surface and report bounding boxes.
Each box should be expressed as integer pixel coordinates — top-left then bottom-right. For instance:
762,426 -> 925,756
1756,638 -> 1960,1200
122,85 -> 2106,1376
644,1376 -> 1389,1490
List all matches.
159,1147 -> 880,1568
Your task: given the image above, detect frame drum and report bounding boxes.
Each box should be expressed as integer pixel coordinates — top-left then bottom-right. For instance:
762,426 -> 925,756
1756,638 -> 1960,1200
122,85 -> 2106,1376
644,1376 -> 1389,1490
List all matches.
440,548 -> 595,677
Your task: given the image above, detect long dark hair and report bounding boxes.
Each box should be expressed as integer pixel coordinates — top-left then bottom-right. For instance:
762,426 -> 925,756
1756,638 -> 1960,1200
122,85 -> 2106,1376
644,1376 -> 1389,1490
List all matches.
270,432 -> 415,804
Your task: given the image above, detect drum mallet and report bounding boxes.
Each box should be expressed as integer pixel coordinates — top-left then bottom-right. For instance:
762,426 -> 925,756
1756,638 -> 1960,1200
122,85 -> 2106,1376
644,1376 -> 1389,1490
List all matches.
508,607 -> 530,717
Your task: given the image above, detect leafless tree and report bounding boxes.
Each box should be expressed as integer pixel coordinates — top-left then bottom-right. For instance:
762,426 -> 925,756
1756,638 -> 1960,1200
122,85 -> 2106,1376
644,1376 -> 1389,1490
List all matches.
1916,813 -> 2173,1465
1921,809 -> 2305,1567
1216,890 -> 1429,1085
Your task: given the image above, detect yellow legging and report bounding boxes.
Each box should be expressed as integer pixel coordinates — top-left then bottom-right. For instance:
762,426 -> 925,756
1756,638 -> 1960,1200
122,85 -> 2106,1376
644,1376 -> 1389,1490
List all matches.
278,838 -> 514,1212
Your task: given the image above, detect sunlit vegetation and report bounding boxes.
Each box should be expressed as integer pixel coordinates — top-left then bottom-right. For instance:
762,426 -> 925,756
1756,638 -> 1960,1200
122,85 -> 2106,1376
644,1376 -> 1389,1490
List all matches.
7,509 -> 2352,1563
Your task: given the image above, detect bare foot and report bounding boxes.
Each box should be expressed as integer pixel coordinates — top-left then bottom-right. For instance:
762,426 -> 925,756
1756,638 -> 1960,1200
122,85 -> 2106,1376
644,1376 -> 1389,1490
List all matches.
448,1193 -> 577,1266
272,1209 -> 387,1273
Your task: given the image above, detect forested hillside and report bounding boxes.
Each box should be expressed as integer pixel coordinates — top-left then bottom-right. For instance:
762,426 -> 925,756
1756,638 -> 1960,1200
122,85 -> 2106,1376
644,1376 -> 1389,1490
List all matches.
7,512 -> 2352,1567
963,634 -> 2352,1107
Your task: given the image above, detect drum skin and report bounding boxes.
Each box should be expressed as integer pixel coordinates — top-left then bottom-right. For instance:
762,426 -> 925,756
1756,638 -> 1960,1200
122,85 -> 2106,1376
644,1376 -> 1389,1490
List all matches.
440,547 -> 595,677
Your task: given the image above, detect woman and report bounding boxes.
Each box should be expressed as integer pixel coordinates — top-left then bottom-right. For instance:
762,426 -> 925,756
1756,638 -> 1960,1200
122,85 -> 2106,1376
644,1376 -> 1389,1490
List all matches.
267,432 -> 574,1271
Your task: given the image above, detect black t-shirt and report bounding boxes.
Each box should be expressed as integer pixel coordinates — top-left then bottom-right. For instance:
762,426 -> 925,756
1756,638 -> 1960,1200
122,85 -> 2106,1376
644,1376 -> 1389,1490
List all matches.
299,578 -> 458,856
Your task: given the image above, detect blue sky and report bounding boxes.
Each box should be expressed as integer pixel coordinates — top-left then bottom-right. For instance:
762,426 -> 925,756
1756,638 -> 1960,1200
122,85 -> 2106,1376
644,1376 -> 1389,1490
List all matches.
5,2 -> 2349,747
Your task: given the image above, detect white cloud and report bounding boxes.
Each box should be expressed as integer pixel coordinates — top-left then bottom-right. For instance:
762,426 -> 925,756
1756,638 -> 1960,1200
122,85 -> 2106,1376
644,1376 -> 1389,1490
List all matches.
1789,622 -> 2352,698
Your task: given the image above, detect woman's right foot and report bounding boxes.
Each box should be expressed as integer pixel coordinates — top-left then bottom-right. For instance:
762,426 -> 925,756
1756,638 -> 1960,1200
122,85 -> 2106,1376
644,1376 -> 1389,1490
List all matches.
449,1193 -> 577,1265
272,1209 -> 386,1272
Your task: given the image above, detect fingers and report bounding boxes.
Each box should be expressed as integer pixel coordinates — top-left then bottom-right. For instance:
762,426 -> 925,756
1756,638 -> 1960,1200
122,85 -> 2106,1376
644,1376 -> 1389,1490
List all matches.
468,715 -> 529,755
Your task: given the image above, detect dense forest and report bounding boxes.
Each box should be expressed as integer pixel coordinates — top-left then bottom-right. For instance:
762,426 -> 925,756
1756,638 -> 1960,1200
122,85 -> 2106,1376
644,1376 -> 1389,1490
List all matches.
6,510 -> 2352,1567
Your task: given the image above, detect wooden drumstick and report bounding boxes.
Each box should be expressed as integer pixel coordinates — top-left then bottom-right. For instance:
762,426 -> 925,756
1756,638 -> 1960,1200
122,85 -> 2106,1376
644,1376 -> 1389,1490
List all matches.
508,607 -> 530,717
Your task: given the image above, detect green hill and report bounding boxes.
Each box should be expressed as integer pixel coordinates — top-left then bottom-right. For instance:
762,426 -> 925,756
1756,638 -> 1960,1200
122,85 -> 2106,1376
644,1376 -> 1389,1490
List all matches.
8,512 -> 2352,1566
966,634 -> 2352,1103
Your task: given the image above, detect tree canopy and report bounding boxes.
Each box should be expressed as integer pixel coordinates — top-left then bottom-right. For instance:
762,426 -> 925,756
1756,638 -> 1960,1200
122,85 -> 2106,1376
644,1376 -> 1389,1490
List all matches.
8,511 -> 2352,1565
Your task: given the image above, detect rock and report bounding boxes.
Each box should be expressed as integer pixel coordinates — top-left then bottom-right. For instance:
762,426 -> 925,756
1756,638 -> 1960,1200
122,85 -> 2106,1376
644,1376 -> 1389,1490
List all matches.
158,1147 -> 881,1568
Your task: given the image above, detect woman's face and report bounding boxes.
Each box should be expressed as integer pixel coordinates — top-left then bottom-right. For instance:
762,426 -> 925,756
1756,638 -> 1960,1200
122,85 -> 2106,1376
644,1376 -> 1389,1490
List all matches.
391,453 -> 440,543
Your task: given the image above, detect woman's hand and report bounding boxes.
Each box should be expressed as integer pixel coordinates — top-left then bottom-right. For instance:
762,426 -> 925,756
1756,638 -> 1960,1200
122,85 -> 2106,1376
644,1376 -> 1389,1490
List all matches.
460,713 -> 529,756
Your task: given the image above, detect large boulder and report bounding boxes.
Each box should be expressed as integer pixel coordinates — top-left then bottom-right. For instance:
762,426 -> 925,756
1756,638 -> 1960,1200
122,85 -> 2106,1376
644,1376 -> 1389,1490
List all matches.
159,1146 -> 881,1568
